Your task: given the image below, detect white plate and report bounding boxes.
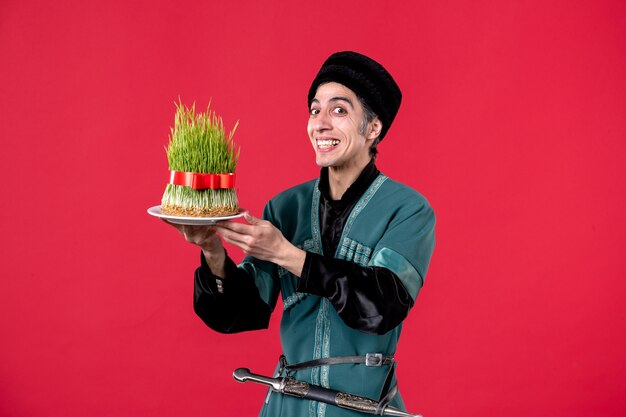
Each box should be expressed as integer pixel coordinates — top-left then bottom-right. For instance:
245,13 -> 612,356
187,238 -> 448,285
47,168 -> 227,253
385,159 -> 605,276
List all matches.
147,206 -> 246,225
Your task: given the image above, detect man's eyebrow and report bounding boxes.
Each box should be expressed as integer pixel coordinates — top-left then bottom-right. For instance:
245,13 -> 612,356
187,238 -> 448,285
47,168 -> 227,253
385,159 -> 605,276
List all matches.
310,96 -> 354,108
328,96 -> 354,108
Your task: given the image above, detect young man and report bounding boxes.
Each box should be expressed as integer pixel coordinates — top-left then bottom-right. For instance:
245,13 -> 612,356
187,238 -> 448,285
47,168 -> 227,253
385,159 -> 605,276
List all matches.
171,51 -> 436,417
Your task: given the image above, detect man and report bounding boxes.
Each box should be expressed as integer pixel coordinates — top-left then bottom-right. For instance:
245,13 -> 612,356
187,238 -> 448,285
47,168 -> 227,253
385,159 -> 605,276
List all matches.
170,51 -> 435,417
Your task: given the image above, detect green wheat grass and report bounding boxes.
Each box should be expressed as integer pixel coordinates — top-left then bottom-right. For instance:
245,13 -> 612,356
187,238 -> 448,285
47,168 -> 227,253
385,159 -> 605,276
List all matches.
161,101 -> 240,216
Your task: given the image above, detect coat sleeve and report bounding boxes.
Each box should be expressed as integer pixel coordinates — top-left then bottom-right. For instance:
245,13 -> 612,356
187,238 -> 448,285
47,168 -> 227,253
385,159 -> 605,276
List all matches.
193,252 -> 273,333
297,253 -> 414,335
297,197 -> 436,335
193,203 -> 282,334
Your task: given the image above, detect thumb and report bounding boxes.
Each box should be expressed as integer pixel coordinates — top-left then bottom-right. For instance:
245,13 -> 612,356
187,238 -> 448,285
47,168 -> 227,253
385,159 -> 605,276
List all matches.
244,211 -> 261,225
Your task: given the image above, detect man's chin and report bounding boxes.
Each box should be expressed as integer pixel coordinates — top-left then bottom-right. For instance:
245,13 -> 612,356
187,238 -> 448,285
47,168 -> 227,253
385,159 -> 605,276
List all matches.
315,158 -> 334,168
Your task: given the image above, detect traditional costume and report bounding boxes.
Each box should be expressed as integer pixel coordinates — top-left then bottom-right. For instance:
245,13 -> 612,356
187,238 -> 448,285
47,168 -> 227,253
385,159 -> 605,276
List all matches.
193,51 -> 436,417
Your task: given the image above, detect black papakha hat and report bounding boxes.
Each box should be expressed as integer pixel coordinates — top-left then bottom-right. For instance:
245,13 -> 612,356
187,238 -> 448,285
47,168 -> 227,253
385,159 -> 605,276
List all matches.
307,51 -> 402,141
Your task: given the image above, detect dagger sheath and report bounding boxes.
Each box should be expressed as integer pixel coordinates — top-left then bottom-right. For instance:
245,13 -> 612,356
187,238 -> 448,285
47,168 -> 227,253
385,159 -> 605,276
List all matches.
233,368 -> 421,417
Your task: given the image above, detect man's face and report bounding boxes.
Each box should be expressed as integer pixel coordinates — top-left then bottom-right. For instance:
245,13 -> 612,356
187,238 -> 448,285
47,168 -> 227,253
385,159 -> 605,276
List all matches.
308,82 -> 378,170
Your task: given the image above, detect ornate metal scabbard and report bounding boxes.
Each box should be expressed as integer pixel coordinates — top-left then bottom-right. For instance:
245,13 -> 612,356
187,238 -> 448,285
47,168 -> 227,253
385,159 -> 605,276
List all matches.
233,368 -> 421,417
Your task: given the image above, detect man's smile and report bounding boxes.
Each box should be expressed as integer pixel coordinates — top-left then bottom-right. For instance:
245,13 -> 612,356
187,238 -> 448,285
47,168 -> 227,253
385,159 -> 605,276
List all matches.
316,137 -> 341,151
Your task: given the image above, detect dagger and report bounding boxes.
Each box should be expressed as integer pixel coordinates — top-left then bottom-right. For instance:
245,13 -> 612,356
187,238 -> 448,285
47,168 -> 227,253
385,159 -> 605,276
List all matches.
233,368 -> 422,417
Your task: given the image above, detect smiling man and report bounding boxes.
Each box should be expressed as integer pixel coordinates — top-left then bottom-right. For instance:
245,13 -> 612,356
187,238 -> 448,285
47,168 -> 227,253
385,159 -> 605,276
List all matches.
171,51 -> 436,417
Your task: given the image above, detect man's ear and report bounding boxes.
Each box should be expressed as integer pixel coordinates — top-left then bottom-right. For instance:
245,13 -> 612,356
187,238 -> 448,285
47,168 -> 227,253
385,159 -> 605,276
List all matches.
368,117 -> 383,141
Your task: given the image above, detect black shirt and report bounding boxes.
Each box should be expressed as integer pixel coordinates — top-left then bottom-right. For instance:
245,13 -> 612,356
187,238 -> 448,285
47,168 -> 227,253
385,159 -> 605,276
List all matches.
318,160 -> 380,257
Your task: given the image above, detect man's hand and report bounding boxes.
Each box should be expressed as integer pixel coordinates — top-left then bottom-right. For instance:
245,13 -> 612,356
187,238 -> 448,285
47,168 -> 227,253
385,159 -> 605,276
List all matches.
163,220 -> 226,277
214,212 -> 306,277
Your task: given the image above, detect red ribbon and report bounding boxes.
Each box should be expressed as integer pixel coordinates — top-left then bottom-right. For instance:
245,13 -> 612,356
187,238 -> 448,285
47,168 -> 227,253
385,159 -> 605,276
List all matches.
169,171 -> 236,190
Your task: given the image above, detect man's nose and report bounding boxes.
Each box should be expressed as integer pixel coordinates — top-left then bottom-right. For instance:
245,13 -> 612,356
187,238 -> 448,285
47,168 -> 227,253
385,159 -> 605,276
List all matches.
314,112 -> 332,131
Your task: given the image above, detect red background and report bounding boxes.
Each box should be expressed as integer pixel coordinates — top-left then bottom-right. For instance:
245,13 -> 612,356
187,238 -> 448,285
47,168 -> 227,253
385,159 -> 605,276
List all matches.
1,1 -> 625,416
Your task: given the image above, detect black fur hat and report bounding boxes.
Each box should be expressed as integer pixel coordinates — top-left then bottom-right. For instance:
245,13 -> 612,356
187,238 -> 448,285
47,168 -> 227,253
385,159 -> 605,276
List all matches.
308,51 -> 402,141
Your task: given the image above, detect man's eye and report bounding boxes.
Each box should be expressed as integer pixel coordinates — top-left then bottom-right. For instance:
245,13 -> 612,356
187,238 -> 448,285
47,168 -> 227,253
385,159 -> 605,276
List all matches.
333,107 -> 346,114
310,108 -> 320,115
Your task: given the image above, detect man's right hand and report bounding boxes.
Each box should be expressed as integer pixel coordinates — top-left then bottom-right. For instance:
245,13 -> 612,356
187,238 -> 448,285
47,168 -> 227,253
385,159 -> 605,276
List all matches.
163,221 -> 227,278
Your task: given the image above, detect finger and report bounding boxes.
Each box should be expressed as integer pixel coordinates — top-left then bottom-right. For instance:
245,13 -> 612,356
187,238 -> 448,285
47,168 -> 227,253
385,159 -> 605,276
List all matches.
175,224 -> 216,243
218,228 -> 251,251
243,212 -> 261,225
214,220 -> 256,234
217,226 -> 248,243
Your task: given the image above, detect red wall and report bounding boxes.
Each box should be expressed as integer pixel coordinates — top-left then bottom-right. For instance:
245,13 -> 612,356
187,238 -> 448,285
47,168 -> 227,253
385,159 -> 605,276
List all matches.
1,1 -> 625,416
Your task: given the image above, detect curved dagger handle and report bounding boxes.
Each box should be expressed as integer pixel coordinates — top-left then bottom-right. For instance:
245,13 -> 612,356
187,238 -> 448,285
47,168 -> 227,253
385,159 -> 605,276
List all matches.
233,368 -> 283,391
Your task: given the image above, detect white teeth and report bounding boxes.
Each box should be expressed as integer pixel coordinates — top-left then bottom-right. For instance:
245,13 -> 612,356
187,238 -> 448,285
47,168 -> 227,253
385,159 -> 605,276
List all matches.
317,139 -> 340,148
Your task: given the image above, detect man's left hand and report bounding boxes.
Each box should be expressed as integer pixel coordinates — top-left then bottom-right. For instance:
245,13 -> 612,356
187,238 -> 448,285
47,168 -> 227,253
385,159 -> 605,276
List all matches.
214,212 -> 306,277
